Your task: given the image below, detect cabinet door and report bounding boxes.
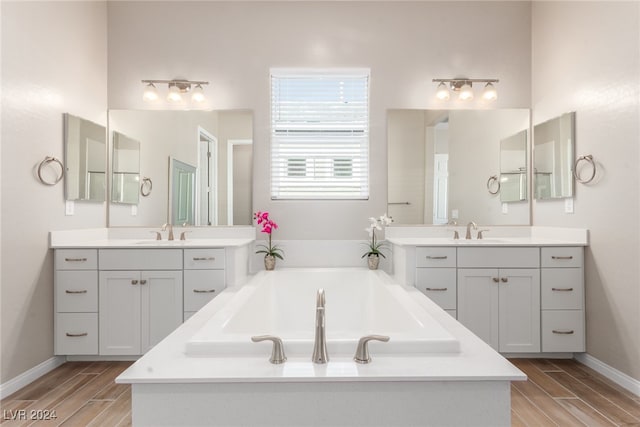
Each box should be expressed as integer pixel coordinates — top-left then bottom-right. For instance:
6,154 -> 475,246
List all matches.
498,268 -> 540,353
458,269 -> 500,350
99,271 -> 141,355
140,270 -> 183,353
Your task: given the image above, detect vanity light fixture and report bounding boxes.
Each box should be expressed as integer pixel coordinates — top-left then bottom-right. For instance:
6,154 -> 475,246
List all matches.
432,78 -> 499,102
141,79 -> 210,103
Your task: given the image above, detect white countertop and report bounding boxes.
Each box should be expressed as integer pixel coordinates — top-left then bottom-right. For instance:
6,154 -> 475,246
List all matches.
387,236 -> 587,247
51,237 -> 255,249
116,271 -> 526,384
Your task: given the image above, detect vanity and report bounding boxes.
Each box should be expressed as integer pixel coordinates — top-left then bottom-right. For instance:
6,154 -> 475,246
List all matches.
388,226 -> 588,355
50,228 -> 253,357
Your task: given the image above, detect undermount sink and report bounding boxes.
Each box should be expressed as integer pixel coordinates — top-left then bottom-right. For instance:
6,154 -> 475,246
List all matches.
134,240 -> 186,245
455,238 -> 508,244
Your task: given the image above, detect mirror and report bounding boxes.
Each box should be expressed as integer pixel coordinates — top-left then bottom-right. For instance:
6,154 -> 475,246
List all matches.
111,131 -> 140,205
499,129 -> 528,203
533,112 -> 575,200
108,110 -> 253,227
387,109 -> 530,226
64,113 -> 106,202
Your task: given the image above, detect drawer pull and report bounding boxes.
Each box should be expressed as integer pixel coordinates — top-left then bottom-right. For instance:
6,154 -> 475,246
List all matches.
492,277 -> 499,283
552,287 -> 574,292
140,280 -> 147,285
551,256 -> 574,260
552,330 -> 575,335
65,290 -> 88,294
65,332 -> 88,337
193,257 -> 215,261
500,277 -> 508,283
426,256 -> 447,260
131,280 -> 139,285
425,287 -> 448,291
64,257 -> 87,262
193,289 -> 216,293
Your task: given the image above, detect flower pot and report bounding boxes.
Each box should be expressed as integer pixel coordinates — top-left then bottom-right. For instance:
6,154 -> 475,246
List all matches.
367,254 -> 380,270
264,254 -> 276,271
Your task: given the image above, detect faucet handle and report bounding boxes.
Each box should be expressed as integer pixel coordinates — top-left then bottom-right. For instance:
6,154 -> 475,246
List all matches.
448,229 -> 460,240
477,229 -> 490,239
150,231 -> 162,241
180,230 -> 191,241
353,335 -> 390,364
251,335 -> 287,364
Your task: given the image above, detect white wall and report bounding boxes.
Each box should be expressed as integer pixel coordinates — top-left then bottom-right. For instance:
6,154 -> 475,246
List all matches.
107,1 -> 532,240
1,2 -> 107,382
532,1 -> 640,381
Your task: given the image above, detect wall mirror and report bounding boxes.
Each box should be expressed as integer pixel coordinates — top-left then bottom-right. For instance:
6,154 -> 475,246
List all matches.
111,131 -> 140,205
387,109 -> 530,226
108,110 -> 253,227
499,129 -> 528,203
533,112 -> 575,200
64,113 -> 106,202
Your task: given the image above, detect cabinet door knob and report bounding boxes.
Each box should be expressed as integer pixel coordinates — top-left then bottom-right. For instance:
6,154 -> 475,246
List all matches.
492,277 -> 499,283
500,277 -> 508,283
131,280 -> 139,285
140,280 -> 147,285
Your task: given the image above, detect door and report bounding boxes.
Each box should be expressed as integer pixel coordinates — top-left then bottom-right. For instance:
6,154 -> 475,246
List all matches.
140,270 -> 183,353
457,268 -> 500,350
198,128 -> 217,226
171,158 -> 196,226
499,268 -> 540,353
432,153 -> 449,224
99,271 -> 141,355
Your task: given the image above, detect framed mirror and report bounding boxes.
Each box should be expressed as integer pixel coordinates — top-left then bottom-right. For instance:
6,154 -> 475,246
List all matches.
63,113 -> 106,202
499,129 -> 528,203
387,109 -> 530,226
111,131 -> 140,205
533,112 -> 575,200
108,110 -> 253,227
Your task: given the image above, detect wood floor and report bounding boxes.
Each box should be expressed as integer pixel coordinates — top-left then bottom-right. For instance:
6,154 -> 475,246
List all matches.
1,359 -> 638,426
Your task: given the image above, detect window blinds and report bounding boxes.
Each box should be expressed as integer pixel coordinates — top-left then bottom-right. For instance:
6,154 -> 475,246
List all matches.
270,69 -> 370,199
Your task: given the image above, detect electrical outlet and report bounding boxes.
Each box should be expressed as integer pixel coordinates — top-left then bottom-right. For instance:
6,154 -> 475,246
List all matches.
65,200 -> 74,216
502,203 -> 508,214
565,198 -> 574,214
131,205 -> 138,216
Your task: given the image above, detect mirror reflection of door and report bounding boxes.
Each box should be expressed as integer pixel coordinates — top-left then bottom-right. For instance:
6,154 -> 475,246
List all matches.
227,139 -> 253,226
170,158 -> 196,226
198,128 -> 217,226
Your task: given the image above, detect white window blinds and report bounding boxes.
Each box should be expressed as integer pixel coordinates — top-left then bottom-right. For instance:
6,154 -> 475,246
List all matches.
270,69 -> 370,199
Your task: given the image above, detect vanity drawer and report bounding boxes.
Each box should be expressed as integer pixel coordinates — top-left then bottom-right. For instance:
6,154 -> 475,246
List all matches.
56,271 -> 98,313
541,247 -> 583,268
184,270 -> 225,312
99,249 -> 182,270
457,247 -> 539,268
55,313 -> 98,355
416,247 -> 456,268
184,249 -> 225,270
416,268 -> 456,310
542,310 -> 585,352
541,268 -> 584,310
55,249 -> 98,270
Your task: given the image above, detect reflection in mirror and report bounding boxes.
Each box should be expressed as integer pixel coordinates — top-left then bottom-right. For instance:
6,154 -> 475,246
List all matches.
111,131 -> 140,205
170,158 -> 196,225
108,110 -> 253,227
533,112 -> 575,200
387,109 -> 530,226
64,113 -> 106,202
500,129 -> 527,203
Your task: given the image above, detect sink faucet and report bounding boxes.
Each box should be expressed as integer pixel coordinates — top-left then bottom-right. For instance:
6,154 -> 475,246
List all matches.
465,221 -> 477,240
312,289 -> 329,364
161,223 -> 174,241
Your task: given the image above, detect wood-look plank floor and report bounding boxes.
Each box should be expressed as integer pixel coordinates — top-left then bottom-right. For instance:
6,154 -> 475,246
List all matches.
1,359 -> 638,426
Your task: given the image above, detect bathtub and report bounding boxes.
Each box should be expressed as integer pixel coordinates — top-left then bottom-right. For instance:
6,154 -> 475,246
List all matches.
186,268 -> 460,357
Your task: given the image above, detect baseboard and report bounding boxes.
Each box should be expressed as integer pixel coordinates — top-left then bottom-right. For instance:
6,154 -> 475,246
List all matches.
0,356 -> 65,400
575,353 -> 640,397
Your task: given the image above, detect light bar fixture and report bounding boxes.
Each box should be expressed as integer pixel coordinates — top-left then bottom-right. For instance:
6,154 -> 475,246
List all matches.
432,78 -> 499,102
141,79 -> 210,103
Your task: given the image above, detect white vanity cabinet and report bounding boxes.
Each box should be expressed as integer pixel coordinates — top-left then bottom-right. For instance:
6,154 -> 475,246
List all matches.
98,250 -> 183,355
183,249 -> 226,320
415,247 -> 457,318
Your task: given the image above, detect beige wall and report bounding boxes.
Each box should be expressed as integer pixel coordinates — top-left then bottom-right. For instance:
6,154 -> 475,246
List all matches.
532,1 -> 640,381
1,2 -> 107,382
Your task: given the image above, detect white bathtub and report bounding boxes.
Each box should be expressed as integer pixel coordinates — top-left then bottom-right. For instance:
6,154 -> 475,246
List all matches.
186,268 -> 460,356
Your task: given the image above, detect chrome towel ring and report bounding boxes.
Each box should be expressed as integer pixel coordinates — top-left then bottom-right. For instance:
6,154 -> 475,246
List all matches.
37,156 -> 64,186
487,175 -> 500,195
140,177 -> 153,197
574,155 -> 596,184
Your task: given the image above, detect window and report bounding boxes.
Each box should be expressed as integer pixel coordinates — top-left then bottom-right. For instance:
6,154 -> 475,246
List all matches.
270,69 -> 370,199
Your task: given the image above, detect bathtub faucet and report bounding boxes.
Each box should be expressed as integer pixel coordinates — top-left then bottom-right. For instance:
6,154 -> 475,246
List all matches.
312,288 -> 329,364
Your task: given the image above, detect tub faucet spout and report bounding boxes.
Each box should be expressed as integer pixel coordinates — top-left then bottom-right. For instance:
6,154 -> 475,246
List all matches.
312,288 -> 329,364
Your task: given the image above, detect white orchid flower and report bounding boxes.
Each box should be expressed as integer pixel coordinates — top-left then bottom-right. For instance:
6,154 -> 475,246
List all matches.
379,214 -> 393,226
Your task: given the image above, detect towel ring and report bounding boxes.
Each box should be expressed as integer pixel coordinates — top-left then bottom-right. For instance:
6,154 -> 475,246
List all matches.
487,175 -> 500,195
574,155 -> 596,184
37,156 -> 64,186
140,177 -> 153,197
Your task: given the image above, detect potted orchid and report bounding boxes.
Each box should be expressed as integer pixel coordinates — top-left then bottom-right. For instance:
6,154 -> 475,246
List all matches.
254,211 -> 284,270
362,214 -> 393,270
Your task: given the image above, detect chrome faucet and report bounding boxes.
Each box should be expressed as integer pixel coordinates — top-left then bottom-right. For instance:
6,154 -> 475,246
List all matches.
161,223 -> 174,241
312,288 -> 329,364
465,221 -> 477,240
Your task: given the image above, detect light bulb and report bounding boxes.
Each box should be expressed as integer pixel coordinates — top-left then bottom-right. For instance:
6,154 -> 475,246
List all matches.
482,82 -> 498,101
142,83 -> 159,102
435,82 -> 450,101
458,82 -> 474,101
167,84 -> 182,102
191,84 -> 205,103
